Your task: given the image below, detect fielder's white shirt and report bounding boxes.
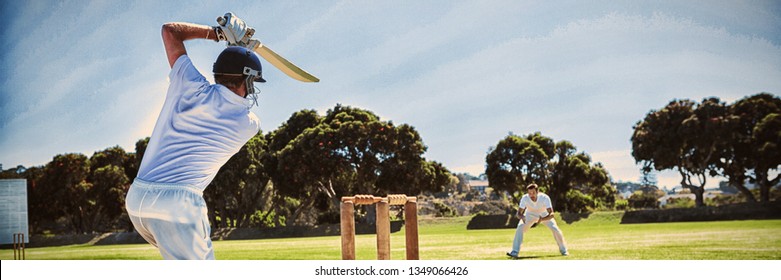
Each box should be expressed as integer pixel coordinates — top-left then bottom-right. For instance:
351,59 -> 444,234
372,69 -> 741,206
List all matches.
136,55 -> 260,191
519,193 -> 553,217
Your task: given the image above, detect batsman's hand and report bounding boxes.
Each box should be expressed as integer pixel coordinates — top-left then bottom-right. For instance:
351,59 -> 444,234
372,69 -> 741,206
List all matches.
216,12 -> 251,46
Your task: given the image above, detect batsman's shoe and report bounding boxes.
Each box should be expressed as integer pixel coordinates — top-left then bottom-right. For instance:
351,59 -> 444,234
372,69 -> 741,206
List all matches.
561,251 -> 569,256
506,251 -> 519,259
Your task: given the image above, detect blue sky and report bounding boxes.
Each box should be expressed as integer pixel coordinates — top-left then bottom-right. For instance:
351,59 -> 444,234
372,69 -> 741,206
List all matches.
1,0 -> 780,189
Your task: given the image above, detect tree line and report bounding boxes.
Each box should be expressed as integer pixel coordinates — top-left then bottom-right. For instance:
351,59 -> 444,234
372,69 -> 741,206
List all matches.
1,105 -> 454,234
6,92 -> 775,234
632,93 -> 780,207
2,104 -> 619,234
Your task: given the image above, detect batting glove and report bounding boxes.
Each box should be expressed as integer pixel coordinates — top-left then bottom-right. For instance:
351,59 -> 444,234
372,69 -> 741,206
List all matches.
216,12 -> 251,46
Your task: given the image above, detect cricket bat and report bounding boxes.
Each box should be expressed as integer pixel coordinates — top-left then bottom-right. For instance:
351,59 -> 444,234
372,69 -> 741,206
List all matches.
217,16 -> 320,83
248,39 -> 320,83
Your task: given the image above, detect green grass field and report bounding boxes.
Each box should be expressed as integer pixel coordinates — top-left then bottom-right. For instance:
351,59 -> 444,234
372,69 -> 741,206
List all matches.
2,212 -> 780,260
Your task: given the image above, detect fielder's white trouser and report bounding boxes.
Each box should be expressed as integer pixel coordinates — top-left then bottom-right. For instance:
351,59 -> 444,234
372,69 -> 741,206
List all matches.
510,213 -> 568,256
125,179 -> 214,260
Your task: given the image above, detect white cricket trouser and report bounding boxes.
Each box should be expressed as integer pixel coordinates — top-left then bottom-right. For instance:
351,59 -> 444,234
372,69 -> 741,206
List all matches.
125,179 -> 214,260
510,213 -> 568,255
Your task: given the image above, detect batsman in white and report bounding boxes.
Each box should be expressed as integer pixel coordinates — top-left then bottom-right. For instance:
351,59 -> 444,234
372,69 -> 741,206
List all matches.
124,13 -> 264,260
507,184 -> 569,258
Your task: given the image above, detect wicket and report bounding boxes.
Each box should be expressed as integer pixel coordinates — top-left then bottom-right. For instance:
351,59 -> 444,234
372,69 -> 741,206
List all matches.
340,194 -> 419,260
13,233 -> 25,260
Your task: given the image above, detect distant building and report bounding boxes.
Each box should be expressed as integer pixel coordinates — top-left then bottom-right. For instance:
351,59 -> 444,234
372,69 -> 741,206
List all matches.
468,180 -> 489,194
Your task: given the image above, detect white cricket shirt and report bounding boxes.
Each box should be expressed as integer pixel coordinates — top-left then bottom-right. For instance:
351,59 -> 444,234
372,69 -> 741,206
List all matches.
136,55 -> 260,191
518,193 -> 553,216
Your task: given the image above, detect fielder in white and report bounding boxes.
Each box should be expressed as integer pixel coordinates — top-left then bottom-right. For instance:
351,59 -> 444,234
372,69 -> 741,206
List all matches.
507,184 -> 569,258
125,13 -> 263,260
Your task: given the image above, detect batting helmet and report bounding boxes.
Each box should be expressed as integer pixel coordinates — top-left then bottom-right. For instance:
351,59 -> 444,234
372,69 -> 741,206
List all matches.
213,46 -> 266,83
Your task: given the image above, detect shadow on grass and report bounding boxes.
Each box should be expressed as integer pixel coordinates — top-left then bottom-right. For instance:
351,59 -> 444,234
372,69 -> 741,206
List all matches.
561,212 -> 592,224
508,254 -> 564,260
468,212 -> 595,229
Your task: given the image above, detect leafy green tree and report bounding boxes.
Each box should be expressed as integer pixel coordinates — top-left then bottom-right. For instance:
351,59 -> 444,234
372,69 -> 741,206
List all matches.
632,99 -> 725,207
628,191 -> 661,209
724,93 -> 781,202
266,105 -> 450,224
88,165 -> 130,231
625,185 -> 665,209
204,132 -> 271,228
550,141 -> 615,212
89,146 -> 127,172
266,110 -> 322,153
19,166 -> 45,233
133,137 -> 150,177
38,153 -> 92,233
485,133 -> 552,202
85,146 -> 133,231
486,132 -> 614,212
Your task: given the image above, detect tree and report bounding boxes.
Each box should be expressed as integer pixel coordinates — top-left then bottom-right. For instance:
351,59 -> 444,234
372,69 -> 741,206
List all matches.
640,168 -> 658,187
485,133 -> 553,203
133,137 -> 150,177
486,132 -> 614,212
550,141 -> 615,212
627,191 -> 661,209
38,153 -> 92,233
0,165 -> 26,179
88,165 -> 129,231
87,146 -> 132,232
266,105 -> 450,224
632,99 -> 725,207
724,93 -> 781,202
204,132 -> 271,228
718,181 -> 738,194
21,166 -> 46,233
455,173 -> 472,193
89,146 -> 127,173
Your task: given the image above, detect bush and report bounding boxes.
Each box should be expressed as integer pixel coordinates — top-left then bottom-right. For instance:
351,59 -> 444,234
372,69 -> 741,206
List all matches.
707,194 -> 740,206
561,190 -> 596,213
615,199 -> 629,211
433,201 -> 458,217
663,197 -> 695,209
628,191 -> 660,209
470,200 -> 513,215
463,190 -> 481,201
250,210 -> 286,228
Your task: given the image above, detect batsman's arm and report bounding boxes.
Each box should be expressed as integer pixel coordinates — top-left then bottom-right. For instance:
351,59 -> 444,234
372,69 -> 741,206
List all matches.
162,22 -> 220,68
